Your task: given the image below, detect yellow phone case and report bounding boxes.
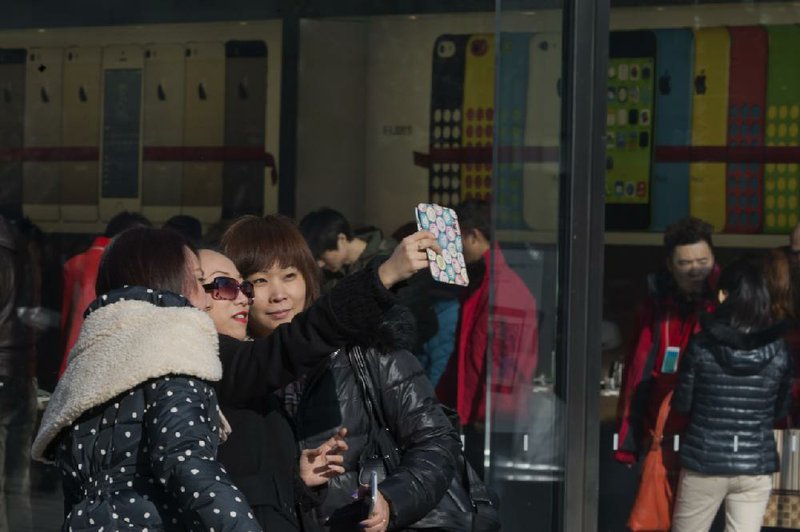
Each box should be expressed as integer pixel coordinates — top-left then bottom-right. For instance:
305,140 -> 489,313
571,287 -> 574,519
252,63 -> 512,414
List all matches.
461,34 -> 495,203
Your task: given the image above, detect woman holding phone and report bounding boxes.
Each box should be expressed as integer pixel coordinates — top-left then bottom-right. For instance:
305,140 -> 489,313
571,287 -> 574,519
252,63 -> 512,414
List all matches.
223,215 -> 460,532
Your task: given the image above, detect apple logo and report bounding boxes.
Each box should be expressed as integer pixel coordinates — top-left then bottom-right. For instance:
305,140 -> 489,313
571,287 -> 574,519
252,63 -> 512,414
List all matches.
694,71 -> 707,95
659,70 -> 672,95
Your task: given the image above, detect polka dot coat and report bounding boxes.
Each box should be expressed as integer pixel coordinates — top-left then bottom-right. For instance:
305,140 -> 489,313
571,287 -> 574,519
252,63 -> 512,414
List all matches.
57,376 -> 262,531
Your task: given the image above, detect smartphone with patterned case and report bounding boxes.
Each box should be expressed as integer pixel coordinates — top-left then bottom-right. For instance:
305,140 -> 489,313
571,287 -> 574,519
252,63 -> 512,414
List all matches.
415,203 -> 469,286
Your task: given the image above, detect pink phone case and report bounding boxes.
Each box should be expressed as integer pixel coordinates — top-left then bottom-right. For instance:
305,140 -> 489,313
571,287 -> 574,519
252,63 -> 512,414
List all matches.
415,203 -> 469,286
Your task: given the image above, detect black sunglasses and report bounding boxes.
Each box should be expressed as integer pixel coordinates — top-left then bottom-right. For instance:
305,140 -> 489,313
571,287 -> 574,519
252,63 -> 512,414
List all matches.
202,276 -> 255,302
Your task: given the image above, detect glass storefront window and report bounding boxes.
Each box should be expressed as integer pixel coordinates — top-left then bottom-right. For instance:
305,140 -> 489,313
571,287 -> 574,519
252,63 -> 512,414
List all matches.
600,3 -> 800,531
0,1 -> 610,531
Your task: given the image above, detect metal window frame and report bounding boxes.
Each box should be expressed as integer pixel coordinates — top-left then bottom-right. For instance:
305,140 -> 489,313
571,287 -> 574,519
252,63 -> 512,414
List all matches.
556,0 -> 608,530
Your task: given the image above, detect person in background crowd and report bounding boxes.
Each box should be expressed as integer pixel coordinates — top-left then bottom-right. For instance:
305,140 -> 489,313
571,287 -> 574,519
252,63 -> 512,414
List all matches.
789,222 -> 800,269
671,256 -> 792,532
0,215 -> 36,531
223,215 -> 460,532
33,227 -> 262,531
58,211 -> 150,376
615,217 -> 719,510
299,208 -> 438,355
764,247 -> 800,426
164,214 -> 203,247
435,199 -> 539,476
391,221 -> 461,386
199,247 -> 348,531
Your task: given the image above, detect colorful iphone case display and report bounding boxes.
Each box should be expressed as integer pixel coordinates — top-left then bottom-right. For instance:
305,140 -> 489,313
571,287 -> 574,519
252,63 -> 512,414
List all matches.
23,48 -> 63,222
523,32 -> 562,232
414,203 -> 469,286
99,45 -> 143,221
689,27 -> 730,231
496,33 -> 531,229
764,25 -> 800,233
605,31 -> 656,230
0,49 -> 26,219
60,47 -> 102,222
142,44 -> 185,223
182,42 -> 225,223
725,26 -> 767,234
461,34 -> 495,202
429,35 -> 467,208
223,40 -> 267,218
651,29 -> 693,231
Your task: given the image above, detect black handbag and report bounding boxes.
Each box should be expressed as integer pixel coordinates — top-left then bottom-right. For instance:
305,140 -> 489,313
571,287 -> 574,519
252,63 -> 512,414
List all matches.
348,346 -> 501,532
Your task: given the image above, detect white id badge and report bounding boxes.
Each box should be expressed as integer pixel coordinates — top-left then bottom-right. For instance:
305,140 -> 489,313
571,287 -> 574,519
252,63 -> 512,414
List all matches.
661,346 -> 680,374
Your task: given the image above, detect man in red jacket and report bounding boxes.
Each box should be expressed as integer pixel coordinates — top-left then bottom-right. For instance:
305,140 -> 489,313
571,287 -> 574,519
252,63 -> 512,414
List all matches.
58,212 -> 150,376
615,217 -> 718,480
436,200 -> 538,473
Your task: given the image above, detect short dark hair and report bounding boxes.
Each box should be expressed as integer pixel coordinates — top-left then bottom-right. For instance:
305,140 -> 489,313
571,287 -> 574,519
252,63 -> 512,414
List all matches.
456,199 -> 492,241
221,215 -> 321,309
104,211 -> 151,238
298,208 -> 353,259
96,227 -> 195,296
663,217 -> 714,258
163,215 -> 203,246
715,255 -> 772,330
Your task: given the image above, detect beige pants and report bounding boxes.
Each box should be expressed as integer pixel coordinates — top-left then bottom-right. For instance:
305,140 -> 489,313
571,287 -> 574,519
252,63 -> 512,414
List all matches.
672,469 -> 772,532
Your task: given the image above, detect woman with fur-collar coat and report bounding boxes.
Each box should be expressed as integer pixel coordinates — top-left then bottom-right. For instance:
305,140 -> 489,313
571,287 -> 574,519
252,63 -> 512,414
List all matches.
32,228 -> 262,532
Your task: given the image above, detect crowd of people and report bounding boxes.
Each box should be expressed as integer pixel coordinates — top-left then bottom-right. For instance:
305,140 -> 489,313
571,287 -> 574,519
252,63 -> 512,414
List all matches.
0,200 -> 538,531
616,216 -> 800,532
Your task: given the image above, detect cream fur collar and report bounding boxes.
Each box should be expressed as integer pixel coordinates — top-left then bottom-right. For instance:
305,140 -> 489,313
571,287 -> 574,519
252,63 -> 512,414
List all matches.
32,299 -> 222,462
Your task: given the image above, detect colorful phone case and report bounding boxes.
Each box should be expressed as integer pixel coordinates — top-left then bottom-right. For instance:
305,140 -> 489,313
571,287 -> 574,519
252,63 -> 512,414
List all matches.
415,203 -> 469,286
23,47 -> 63,222
0,49 -> 26,219
223,40 -> 268,218
461,34 -> 495,202
764,25 -> 800,233
142,43 -> 185,223
496,33 -> 532,230
689,27 -> 730,231
429,34 -> 467,207
523,32 -> 562,232
725,26 -> 767,234
605,31 -> 656,230
60,47 -> 102,222
651,29 -> 693,231
182,42 -> 224,223
99,45 -> 143,221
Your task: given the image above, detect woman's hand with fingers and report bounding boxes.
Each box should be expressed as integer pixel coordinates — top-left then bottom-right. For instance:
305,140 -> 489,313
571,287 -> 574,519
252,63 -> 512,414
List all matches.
378,231 -> 441,289
299,427 -> 349,487
360,490 -> 391,532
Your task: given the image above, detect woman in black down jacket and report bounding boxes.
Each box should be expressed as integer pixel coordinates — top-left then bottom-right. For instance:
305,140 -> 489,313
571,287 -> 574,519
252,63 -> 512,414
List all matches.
671,256 -> 793,532
222,215 -> 461,532
32,228 -> 262,531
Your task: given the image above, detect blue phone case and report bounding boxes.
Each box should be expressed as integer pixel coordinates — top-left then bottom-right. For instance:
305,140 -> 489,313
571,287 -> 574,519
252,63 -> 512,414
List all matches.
651,29 -> 693,231
415,203 -> 469,286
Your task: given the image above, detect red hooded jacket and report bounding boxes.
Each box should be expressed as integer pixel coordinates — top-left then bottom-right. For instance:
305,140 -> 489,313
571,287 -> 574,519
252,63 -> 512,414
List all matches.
614,266 -> 719,463
437,245 -> 539,426
58,236 -> 109,377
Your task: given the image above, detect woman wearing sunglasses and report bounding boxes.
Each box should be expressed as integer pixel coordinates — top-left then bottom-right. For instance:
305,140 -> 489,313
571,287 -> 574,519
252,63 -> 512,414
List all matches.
33,228 -> 262,531
199,248 -> 348,531
222,215 -> 461,532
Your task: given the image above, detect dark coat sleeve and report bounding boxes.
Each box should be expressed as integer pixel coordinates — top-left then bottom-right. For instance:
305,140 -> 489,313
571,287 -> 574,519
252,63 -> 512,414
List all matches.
776,343 -> 794,420
144,377 -> 263,532
672,339 -> 697,414
216,259 -> 397,407
373,350 -> 461,530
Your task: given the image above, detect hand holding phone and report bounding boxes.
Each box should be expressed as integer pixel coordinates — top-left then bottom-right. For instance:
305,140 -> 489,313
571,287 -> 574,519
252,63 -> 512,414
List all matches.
415,203 -> 469,286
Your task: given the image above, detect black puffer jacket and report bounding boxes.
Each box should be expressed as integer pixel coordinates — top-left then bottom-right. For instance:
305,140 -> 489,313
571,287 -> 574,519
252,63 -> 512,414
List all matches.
293,346 -> 461,531
32,287 -> 261,531
673,315 -> 793,475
